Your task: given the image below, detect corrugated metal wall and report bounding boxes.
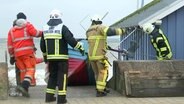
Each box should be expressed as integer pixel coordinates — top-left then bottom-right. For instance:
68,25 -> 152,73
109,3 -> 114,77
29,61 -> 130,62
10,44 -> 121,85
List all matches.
162,6 -> 184,59
119,6 -> 184,60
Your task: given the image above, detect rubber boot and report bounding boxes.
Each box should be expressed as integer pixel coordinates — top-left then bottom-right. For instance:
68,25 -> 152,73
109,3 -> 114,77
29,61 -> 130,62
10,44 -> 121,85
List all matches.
104,88 -> 110,93
57,95 -> 67,104
17,81 -> 30,97
45,93 -> 56,103
96,90 -> 107,97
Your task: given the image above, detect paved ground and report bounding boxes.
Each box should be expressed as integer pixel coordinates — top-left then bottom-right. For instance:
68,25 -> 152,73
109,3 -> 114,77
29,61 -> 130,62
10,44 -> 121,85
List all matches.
1,85 -> 184,104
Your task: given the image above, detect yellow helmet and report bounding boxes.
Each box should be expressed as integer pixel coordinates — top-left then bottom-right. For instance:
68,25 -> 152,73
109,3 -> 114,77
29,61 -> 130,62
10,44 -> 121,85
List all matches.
142,23 -> 155,34
50,9 -> 62,19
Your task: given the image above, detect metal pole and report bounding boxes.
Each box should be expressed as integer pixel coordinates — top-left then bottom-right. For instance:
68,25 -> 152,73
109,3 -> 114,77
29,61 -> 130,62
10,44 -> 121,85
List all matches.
137,0 -> 139,9
117,27 -> 137,48
141,0 -> 144,7
5,50 -> 8,66
80,14 -> 89,31
101,12 -> 109,20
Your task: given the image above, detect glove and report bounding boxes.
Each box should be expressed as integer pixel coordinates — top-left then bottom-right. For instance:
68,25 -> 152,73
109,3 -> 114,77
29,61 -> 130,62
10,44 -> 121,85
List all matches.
107,45 -> 112,50
120,28 -> 126,34
10,57 -> 15,65
78,45 -> 85,56
79,48 -> 85,56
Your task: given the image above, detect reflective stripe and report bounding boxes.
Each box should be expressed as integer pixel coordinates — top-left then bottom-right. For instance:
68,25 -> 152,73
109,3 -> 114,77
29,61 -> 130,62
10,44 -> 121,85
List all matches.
13,36 -> 33,42
43,24 -> 63,39
55,39 -> 60,55
24,78 -> 31,83
167,52 -> 172,59
92,37 -> 100,56
96,81 -> 106,91
25,75 -> 32,79
14,46 -> 34,52
11,27 -> 33,42
24,28 -> 27,37
156,37 -> 163,43
89,56 -> 104,60
74,42 -> 81,49
27,68 -> 35,71
46,88 -> 56,94
47,55 -> 69,59
58,74 -> 67,95
8,46 -> 13,49
88,35 -> 106,59
44,33 -> 62,39
152,42 -> 161,57
160,47 -> 167,51
58,90 -> 66,95
63,74 -> 66,91
88,36 -> 106,40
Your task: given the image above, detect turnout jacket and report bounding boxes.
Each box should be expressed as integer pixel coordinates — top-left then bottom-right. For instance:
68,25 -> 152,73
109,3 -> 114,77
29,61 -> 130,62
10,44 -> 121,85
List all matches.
40,19 -> 81,61
86,24 -> 126,60
150,28 -> 172,60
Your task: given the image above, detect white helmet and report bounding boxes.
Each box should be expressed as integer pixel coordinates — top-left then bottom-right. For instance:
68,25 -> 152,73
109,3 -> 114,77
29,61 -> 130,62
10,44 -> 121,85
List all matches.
49,9 -> 62,19
91,15 -> 102,22
142,23 -> 155,34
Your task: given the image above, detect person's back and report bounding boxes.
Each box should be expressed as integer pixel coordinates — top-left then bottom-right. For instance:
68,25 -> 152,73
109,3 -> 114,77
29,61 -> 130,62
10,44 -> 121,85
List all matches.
8,19 -> 42,57
40,9 -> 84,104
86,14 -> 126,97
7,12 -> 42,97
142,22 -> 172,60
87,24 -> 108,60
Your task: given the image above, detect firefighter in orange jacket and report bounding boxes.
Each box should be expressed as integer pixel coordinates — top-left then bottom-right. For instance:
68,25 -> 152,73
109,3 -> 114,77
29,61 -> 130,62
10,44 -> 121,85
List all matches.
7,12 -> 42,97
86,15 -> 126,97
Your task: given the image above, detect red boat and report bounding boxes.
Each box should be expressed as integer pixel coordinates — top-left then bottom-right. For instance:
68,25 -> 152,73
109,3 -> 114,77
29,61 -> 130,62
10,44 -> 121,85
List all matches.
68,39 -> 95,86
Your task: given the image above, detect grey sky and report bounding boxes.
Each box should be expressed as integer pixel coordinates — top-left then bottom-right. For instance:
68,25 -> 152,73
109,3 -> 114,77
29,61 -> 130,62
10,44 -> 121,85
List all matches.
1,0 -> 152,38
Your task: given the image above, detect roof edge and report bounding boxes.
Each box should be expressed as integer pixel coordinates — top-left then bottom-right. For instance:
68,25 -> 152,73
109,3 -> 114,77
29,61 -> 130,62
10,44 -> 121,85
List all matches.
111,0 -> 161,27
139,0 -> 184,26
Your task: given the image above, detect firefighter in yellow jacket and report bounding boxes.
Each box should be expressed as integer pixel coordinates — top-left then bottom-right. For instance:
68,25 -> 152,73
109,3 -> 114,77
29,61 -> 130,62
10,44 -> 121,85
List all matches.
86,15 -> 126,97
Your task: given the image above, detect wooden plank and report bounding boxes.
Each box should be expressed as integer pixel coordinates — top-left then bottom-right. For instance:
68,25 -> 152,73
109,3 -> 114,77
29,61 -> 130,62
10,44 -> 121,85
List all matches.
130,88 -> 184,97
124,71 -> 131,96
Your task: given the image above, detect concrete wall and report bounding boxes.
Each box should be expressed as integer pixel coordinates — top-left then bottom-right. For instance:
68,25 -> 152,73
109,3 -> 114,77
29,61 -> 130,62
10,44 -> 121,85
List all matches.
108,60 -> 184,97
0,62 -> 8,100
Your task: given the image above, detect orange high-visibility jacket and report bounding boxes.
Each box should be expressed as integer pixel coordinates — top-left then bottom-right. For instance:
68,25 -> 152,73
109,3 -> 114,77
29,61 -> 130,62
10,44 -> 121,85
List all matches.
7,19 -> 42,57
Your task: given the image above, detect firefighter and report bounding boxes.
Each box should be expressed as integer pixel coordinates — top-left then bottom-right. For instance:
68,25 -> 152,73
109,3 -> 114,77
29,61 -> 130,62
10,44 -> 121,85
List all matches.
10,47 -> 43,87
11,19 -> 41,87
7,12 -> 42,97
142,21 -> 172,60
40,9 -> 84,104
86,14 -> 126,97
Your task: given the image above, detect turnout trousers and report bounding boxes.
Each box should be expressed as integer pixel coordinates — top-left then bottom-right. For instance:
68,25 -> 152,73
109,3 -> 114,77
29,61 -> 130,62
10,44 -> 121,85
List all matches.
90,59 -> 108,92
46,60 -> 68,103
